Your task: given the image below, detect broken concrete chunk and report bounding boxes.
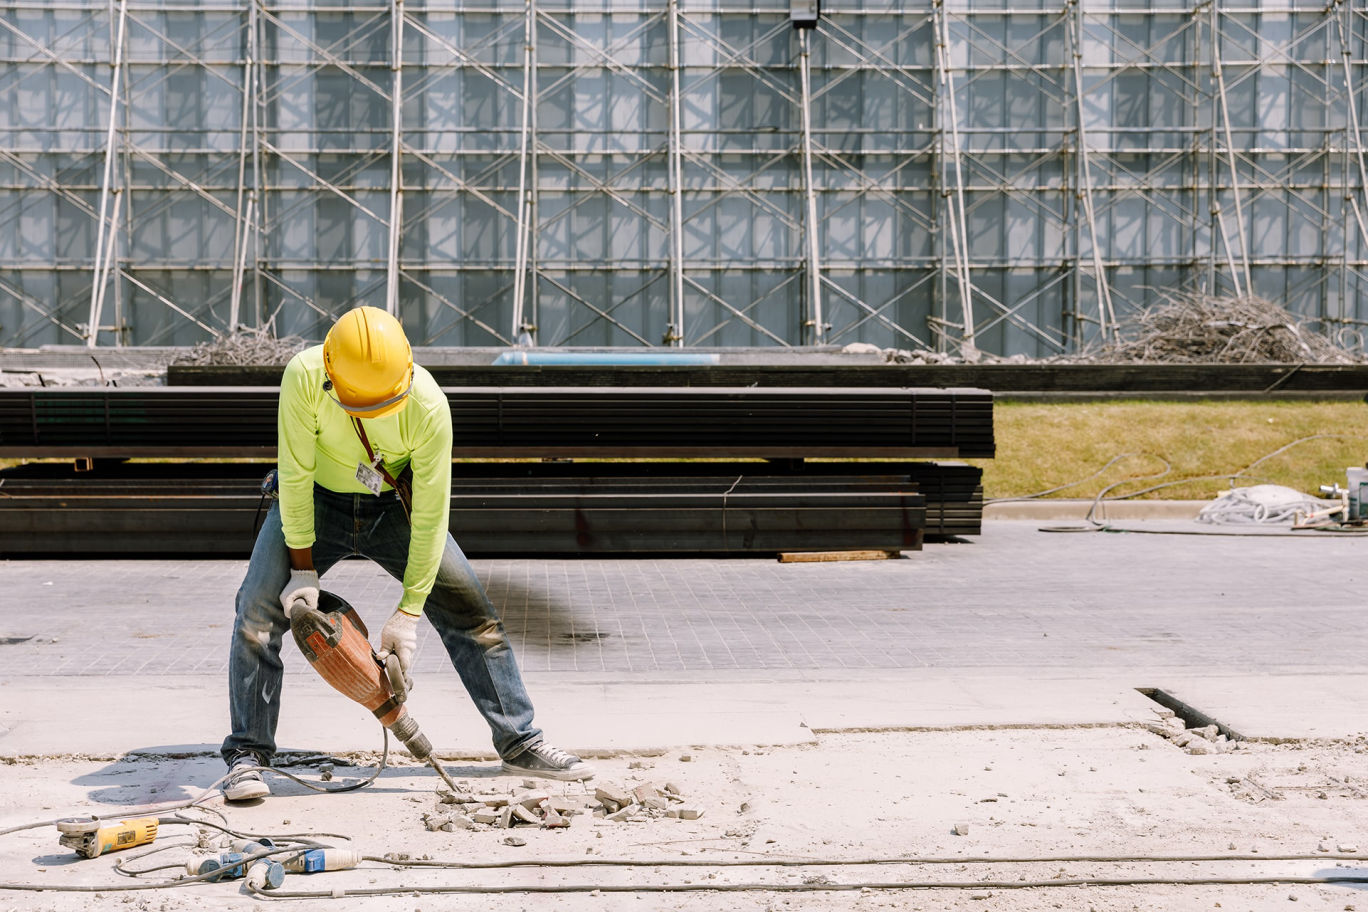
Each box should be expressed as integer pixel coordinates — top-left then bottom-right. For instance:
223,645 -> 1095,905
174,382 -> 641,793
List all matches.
423,814 -> 451,832
1186,741 -> 1215,755
632,785 -> 661,804
548,796 -> 582,814
663,782 -> 683,796
596,785 -> 634,808
543,811 -> 571,829
472,809 -> 500,825
503,836 -> 526,847
606,806 -> 638,822
1194,724 -> 1220,741
517,791 -> 550,810
677,808 -> 704,820
497,806 -> 514,829
478,794 -> 511,807
1339,844 -> 1359,854
644,797 -> 671,811
679,754 -> 693,762
952,823 -> 970,836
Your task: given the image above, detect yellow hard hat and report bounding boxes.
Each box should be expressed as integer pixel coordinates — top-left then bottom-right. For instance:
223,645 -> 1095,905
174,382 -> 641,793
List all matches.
322,306 -> 414,419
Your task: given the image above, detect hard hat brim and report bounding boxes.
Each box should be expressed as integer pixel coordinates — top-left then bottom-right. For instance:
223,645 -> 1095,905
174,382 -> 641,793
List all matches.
324,367 -> 414,419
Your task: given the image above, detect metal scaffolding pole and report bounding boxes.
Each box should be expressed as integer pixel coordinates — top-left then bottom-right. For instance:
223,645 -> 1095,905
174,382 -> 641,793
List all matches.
1066,0 -> 1117,343
796,26 -> 824,347
665,0 -> 685,346
1210,0 -> 1252,297
510,0 -> 535,344
384,0 -> 405,316
85,0 -> 128,347
230,0 -> 257,332
249,0 -> 264,329
1335,0 -> 1368,252
933,0 -> 975,353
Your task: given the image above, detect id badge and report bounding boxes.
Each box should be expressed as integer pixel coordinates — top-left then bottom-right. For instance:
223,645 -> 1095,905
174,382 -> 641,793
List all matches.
355,460 -> 384,495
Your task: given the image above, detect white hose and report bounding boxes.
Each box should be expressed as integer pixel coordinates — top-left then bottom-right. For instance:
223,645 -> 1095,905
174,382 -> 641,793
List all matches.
1196,484 -> 1327,525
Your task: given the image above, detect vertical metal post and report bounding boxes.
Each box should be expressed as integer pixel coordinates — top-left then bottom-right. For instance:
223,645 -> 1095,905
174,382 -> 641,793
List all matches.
1066,0 -> 1116,343
1322,2 -> 1337,329
86,0 -> 128,347
1335,0 -> 1368,253
665,0 -> 686,346
1066,4 -> 1083,350
1195,4 -> 1214,294
230,0 -> 257,332
248,0 -> 264,328
1211,0 -> 1252,296
796,27 -> 824,346
526,0 -> 539,343
385,0 -> 405,316
933,0 -> 975,351
929,6 -> 946,352
511,0 -> 535,344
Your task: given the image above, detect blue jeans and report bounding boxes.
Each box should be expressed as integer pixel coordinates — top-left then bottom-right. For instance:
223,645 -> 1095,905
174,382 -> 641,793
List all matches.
221,485 -> 542,766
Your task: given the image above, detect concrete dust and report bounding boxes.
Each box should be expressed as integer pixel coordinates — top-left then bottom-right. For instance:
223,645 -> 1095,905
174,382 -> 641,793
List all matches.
3,728 -> 1368,911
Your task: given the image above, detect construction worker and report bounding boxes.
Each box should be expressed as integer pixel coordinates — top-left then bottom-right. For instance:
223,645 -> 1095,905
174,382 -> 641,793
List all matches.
220,306 -> 593,801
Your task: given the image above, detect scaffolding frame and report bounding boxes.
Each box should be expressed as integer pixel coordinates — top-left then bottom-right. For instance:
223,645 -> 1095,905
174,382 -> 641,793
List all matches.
0,0 -> 1366,353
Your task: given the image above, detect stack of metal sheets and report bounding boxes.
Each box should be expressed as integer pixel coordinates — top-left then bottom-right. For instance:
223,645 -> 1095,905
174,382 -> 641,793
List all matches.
0,387 -> 993,459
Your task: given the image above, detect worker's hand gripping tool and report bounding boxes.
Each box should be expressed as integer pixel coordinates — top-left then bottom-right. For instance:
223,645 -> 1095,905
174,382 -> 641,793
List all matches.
289,591 -> 458,791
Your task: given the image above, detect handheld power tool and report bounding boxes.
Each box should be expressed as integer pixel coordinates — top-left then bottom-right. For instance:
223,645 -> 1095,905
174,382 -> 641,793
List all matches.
56,815 -> 158,858
290,591 -> 460,792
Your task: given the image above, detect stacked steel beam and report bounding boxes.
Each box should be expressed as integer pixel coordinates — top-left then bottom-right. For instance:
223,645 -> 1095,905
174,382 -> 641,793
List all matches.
0,387 -> 993,459
0,462 -> 940,557
0,385 -> 990,556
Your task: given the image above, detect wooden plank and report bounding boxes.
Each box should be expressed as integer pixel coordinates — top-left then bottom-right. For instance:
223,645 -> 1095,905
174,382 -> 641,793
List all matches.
777,550 -> 902,563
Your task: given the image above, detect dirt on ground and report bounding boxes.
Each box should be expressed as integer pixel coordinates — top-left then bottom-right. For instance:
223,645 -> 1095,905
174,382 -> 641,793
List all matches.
3,723 -> 1368,912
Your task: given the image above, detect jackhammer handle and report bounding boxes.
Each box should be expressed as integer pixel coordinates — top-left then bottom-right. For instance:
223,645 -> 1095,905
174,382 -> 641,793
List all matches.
384,652 -> 412,704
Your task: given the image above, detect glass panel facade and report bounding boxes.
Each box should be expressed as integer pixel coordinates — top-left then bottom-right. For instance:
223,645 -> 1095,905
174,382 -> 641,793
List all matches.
0,0 -> 1365,353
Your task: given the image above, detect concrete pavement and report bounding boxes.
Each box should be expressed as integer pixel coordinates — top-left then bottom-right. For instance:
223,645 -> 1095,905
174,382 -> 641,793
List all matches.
1,518 -> 1364,759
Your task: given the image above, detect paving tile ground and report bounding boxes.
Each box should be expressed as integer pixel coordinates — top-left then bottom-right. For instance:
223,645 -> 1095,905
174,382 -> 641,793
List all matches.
2,520 -> 1363,680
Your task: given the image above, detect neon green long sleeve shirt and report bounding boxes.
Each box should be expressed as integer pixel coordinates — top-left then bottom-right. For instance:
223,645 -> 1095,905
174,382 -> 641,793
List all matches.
276,345 -> 453,616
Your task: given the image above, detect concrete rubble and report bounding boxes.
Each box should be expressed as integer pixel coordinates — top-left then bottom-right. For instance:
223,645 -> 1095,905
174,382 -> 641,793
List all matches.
420,776 -> 706,834
1144,712 -> 1241,755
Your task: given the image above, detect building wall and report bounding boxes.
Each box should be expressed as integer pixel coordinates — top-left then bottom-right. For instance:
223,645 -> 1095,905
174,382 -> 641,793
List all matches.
1,0 -> 1366,354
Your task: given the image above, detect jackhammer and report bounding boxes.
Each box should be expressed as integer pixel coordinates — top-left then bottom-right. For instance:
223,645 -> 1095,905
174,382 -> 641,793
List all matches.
290,591 -> 461,792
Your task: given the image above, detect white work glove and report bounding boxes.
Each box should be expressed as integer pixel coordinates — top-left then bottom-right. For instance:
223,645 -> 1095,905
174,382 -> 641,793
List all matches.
279,569 -> 320,620
377,609 -> 420,678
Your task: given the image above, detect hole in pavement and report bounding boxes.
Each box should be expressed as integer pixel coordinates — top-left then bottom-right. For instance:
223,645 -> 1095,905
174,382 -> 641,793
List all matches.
1137,687 -> 1246,742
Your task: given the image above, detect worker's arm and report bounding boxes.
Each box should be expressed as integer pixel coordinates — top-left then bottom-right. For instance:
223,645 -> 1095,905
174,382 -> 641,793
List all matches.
395,397 -> 454,616
277,354 -> 320,550
277,354 -> 322,615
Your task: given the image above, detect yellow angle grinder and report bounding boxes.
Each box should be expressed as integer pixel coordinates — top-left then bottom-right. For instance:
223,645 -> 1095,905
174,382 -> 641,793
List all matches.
56,815 -> 159,858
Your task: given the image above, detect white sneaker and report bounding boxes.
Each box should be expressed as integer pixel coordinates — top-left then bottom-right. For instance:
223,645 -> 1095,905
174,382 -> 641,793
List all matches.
223,755 -> 270,802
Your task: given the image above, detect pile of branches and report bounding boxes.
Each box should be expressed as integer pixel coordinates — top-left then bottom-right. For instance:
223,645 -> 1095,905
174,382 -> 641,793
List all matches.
173,327 -> 307,366
1087,292 -> 1362,364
